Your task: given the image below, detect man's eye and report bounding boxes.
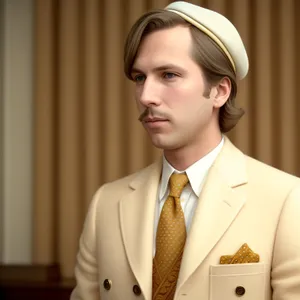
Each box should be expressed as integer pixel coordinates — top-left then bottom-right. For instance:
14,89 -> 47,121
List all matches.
163,72 -> 177,79
134,75 -> 145,83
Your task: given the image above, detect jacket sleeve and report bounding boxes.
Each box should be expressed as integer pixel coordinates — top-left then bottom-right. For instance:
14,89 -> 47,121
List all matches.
70,188 -> 103,300
272,184 -> 300,299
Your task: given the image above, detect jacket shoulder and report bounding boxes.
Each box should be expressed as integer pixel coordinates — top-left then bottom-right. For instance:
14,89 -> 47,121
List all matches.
91,161 -> 160,202
245,155 -> 300,188
104,161 -> 159,189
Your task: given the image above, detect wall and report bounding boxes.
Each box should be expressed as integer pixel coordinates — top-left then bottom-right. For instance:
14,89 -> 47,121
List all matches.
0,0 -> 33,264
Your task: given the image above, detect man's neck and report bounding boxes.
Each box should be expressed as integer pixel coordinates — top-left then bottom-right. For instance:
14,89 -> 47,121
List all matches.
164,134 -> 223,171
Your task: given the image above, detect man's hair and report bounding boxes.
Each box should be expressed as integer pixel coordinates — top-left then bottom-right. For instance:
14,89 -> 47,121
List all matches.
124,10 -> 244,132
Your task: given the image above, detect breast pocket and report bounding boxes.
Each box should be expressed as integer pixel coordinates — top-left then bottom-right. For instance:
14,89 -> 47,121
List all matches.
210,263 -> 266,300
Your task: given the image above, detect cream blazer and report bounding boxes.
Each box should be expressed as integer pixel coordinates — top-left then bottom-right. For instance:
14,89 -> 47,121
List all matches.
70,137 -> 300,300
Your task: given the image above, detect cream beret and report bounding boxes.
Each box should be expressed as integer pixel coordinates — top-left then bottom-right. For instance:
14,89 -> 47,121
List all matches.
165,1 -> 249,80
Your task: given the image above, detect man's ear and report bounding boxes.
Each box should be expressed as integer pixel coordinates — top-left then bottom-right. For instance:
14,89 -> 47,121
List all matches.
211,77 -> 231,108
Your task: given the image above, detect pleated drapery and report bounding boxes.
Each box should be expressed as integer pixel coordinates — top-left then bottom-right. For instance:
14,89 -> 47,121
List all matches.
33,0 -> 300,278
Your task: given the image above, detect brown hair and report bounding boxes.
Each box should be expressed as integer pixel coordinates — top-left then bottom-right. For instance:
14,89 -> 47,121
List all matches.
124,9 -> 244,132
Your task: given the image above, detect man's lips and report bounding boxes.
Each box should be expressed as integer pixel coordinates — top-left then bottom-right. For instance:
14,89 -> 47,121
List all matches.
144,117 -> 168,123
143,117 -> 169,130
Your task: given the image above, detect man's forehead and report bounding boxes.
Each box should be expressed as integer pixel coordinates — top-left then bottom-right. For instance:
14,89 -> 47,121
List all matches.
131,63 -> 186,74
133,26 -> 192,69
140,25 -> 191,46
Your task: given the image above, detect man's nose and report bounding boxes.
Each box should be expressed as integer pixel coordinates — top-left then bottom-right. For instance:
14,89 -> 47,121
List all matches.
138,78 -> 161,107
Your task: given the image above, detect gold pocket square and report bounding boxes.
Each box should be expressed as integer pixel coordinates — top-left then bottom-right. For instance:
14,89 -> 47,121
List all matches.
220,243 -> 260,264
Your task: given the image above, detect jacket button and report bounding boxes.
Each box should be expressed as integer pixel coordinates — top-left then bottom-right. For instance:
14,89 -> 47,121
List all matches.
133,284 -> 141,296
235,286 -> 245,296
103,279 -> 112,290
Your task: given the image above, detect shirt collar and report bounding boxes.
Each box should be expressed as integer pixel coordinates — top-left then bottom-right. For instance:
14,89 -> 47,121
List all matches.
159,137 -> 224,201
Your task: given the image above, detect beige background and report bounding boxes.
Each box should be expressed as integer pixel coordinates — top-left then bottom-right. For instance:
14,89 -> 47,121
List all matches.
1,0 -> 299,280
0,0 -> 33,264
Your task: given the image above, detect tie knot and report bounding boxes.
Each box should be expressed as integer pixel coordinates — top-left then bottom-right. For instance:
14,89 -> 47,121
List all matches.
169,173 -> 189,198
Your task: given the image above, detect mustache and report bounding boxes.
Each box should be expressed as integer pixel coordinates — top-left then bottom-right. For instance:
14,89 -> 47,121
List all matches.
138,108 -> 169,122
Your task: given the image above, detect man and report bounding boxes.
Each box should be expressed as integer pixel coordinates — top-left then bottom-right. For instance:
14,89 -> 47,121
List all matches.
71,2 -> 300,300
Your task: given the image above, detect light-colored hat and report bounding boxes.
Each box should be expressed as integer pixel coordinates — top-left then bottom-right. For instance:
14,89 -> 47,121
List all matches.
165,1 -> 248,80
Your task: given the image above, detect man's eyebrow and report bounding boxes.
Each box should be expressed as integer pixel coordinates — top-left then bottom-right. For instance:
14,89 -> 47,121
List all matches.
131,64 -> 185,74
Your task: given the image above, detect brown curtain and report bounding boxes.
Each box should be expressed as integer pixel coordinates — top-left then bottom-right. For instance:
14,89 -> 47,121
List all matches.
33,0 -> 300,279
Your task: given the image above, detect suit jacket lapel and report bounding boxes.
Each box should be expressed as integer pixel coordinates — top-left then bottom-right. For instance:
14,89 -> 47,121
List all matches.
176,137 -> 248,291
119,159 -> 162,300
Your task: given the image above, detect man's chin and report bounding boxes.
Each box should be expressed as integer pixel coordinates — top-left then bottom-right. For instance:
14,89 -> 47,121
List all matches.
150,138 -> 178,151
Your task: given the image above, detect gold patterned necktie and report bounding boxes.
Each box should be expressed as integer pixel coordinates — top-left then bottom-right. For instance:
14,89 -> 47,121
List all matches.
152,173 -> 189,300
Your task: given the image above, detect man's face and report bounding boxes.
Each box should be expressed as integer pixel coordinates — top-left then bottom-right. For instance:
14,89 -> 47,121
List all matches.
131,25 -> 217,151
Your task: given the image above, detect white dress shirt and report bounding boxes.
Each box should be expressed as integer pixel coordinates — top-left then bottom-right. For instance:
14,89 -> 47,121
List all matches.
153,137 -> 224,254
